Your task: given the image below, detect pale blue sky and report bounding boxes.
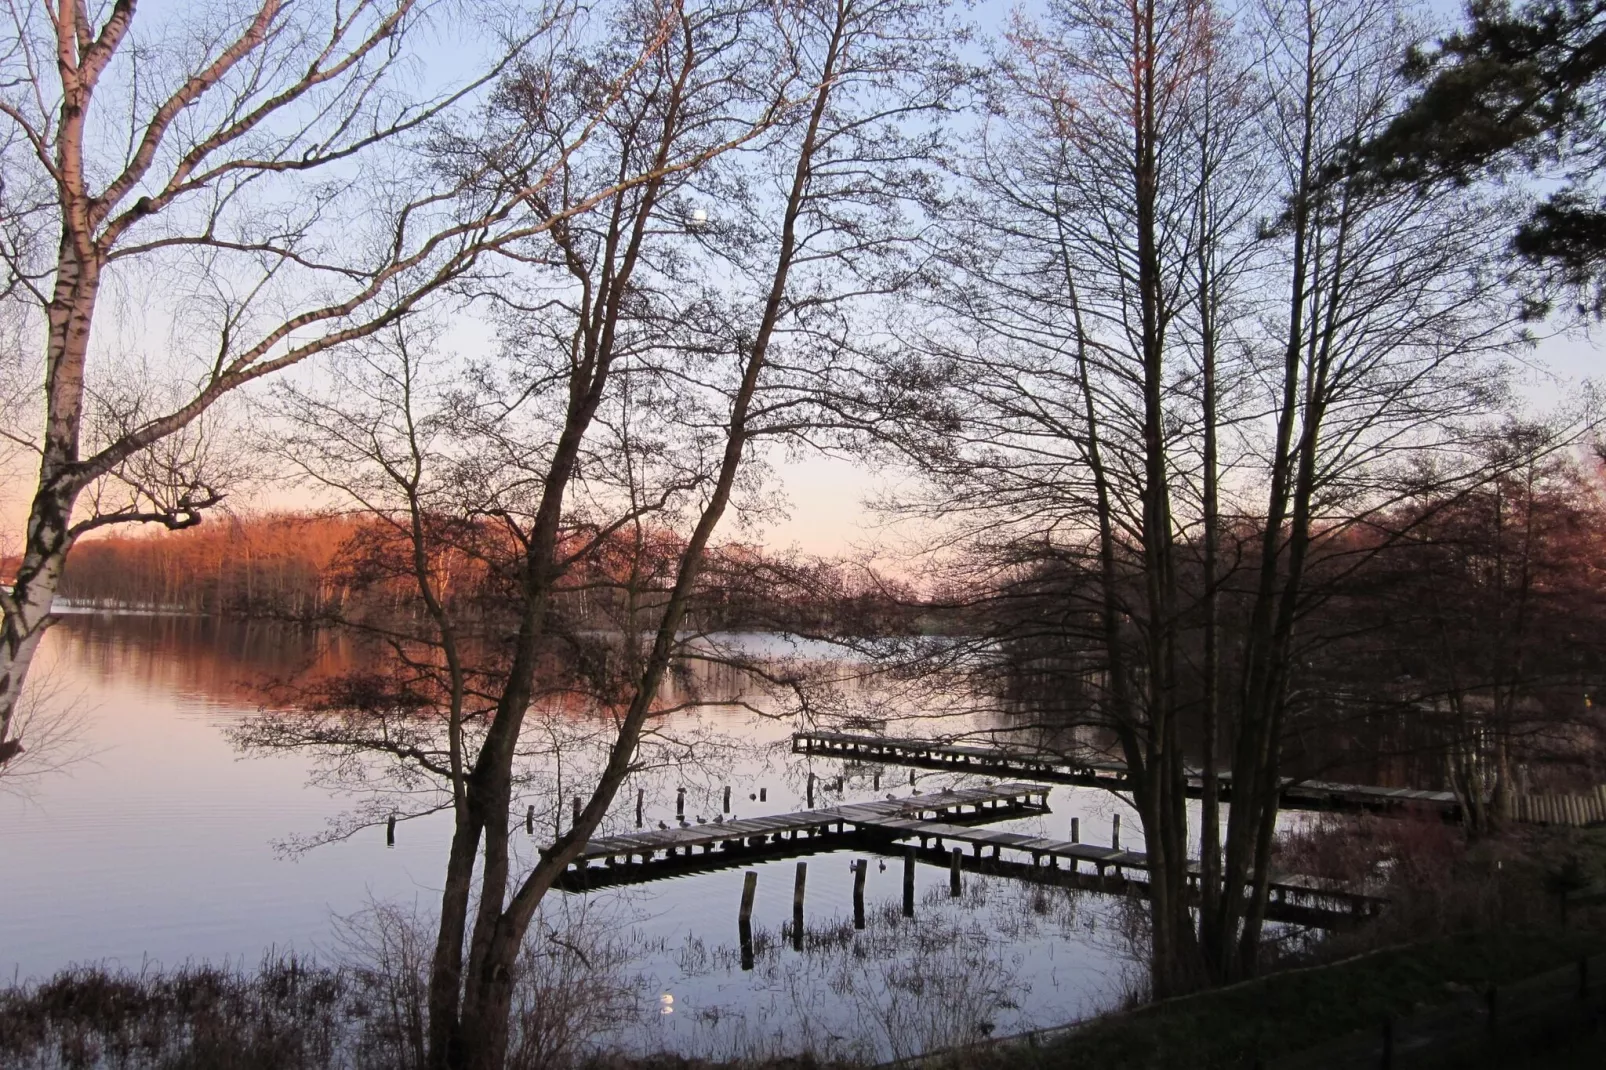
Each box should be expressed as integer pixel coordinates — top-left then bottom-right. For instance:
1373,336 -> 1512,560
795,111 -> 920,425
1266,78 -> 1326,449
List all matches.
4,0 -> 1600,563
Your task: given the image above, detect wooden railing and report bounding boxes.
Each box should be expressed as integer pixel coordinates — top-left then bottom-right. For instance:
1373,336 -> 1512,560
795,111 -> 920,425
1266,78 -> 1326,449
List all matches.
1513,786 -> 1606,826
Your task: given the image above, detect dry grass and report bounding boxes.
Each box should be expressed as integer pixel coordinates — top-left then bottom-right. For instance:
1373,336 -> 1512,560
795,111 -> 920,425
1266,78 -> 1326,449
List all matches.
0,903 -> 639,1070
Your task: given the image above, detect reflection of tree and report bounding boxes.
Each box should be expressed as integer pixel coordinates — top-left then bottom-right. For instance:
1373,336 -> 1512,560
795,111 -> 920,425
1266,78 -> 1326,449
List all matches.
1307,433 -> 1606,833
42,613 -> 363,709
0,662 -> 89,795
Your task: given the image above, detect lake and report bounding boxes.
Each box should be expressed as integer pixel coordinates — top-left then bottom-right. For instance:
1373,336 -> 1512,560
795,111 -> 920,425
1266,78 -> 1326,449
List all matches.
1,612 -> 1152,1060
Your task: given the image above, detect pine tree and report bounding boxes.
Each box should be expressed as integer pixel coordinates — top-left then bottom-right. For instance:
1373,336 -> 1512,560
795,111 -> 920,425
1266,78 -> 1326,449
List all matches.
1354,0 -> 1606,311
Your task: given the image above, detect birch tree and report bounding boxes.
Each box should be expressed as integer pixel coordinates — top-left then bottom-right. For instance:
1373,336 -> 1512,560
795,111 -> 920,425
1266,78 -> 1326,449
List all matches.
0,0 -> 708,772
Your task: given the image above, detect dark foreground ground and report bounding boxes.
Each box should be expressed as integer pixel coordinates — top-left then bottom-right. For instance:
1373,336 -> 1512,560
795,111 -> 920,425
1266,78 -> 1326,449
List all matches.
945,928 -> 1606,1069
1504,1033 -> 1606,1069
4,927 -> 1602,1070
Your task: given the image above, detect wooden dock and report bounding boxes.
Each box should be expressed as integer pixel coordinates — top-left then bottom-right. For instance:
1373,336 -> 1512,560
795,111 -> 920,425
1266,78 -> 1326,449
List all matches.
561,782 -> 1050,877
794,731 -> 1460,817
554,783 -> 1378,928
863,817 -> 1383,921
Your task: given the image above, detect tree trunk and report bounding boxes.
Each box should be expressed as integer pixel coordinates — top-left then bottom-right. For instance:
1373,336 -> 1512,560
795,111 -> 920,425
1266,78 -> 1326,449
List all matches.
429,15 -> 846,1063
426,814 -> 484,1067
1196,86 -> 1224,971
1,238 -> 102,759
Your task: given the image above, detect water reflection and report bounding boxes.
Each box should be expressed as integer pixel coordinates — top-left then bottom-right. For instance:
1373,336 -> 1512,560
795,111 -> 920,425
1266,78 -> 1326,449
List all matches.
1,612 -> 1146,1061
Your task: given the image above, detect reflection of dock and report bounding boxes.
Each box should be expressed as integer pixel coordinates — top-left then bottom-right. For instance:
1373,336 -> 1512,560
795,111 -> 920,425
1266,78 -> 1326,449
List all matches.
794,731 -> 1460,817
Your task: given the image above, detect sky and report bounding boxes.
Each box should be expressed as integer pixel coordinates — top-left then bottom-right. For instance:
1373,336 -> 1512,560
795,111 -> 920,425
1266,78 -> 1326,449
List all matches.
2,0 -> 1602,565
6,332 -> 1592,563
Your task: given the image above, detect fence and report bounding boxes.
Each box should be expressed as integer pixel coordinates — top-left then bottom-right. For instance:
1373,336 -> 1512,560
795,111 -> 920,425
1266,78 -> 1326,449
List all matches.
1513,786 -> 1606,826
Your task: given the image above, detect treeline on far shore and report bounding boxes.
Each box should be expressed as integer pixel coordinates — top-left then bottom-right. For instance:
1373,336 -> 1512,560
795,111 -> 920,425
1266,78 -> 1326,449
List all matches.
51,513 -> 355,619
35,512 -> 928,637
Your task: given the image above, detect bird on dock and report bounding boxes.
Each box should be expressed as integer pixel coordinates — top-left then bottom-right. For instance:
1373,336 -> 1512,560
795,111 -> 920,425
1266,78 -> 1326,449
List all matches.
911,788 -> 922,796
714,815 -> 724,825
885,793 -> 895,801
749,793 -> 757,801
696,816 -> 706,824
658,821 -> 668,830
878,860 -> 887,872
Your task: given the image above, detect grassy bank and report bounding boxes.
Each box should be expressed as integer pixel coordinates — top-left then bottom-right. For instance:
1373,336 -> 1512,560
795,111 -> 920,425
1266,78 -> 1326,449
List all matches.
10,825 -> 1606,1069
948,927 -> 1606,1070
6,928 -> 1604,1070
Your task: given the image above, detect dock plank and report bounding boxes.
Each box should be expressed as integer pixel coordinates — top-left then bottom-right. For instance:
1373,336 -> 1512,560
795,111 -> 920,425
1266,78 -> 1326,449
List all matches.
795,731 -> 1460,816
570,781 -> 1050,862
852,815 -> 1383,907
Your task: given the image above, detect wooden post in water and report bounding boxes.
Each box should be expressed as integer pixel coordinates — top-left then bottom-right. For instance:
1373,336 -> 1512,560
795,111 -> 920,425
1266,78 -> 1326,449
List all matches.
910,769 -> 917,787
739,870 -> 758,971
636,789 -> 645,829
807,773 -> 816,808
677,788 -> 686,821
1070,817 -> 1079,843
950,847 -> 963,897
793,862 -> 807,950
853,858 -> 868,930
740,870 -> 759,922
903,846 -> 916,917
874,771 -> 881,791
526,805 -> 535,835
760,787 -> 767,802
386,813 -> 396,847
1112,813 -> 1121,850
723,786 -> 731,814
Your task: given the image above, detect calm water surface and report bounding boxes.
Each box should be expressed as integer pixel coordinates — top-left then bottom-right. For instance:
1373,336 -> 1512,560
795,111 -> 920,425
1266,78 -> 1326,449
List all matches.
1,614 -> 1147,1059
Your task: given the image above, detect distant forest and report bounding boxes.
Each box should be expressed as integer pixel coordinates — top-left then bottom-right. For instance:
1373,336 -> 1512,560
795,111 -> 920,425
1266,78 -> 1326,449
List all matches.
45,512 -> 923,636
54,513 -> 355,617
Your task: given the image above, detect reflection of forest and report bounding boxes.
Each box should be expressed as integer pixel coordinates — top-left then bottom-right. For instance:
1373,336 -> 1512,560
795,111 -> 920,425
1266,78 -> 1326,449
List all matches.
52,611 -> 1605,799
45,614 -> 838,719
48,613 -> 357,707
990,678 -> 1606,796
933,465 -> 1606,819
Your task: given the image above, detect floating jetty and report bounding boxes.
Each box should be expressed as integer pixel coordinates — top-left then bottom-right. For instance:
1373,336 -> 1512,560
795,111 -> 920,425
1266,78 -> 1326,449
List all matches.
793,730 -> 1461,817
554,779 -> 1380,928
563,781 -> 1049,873
876,818 -> 1382,925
